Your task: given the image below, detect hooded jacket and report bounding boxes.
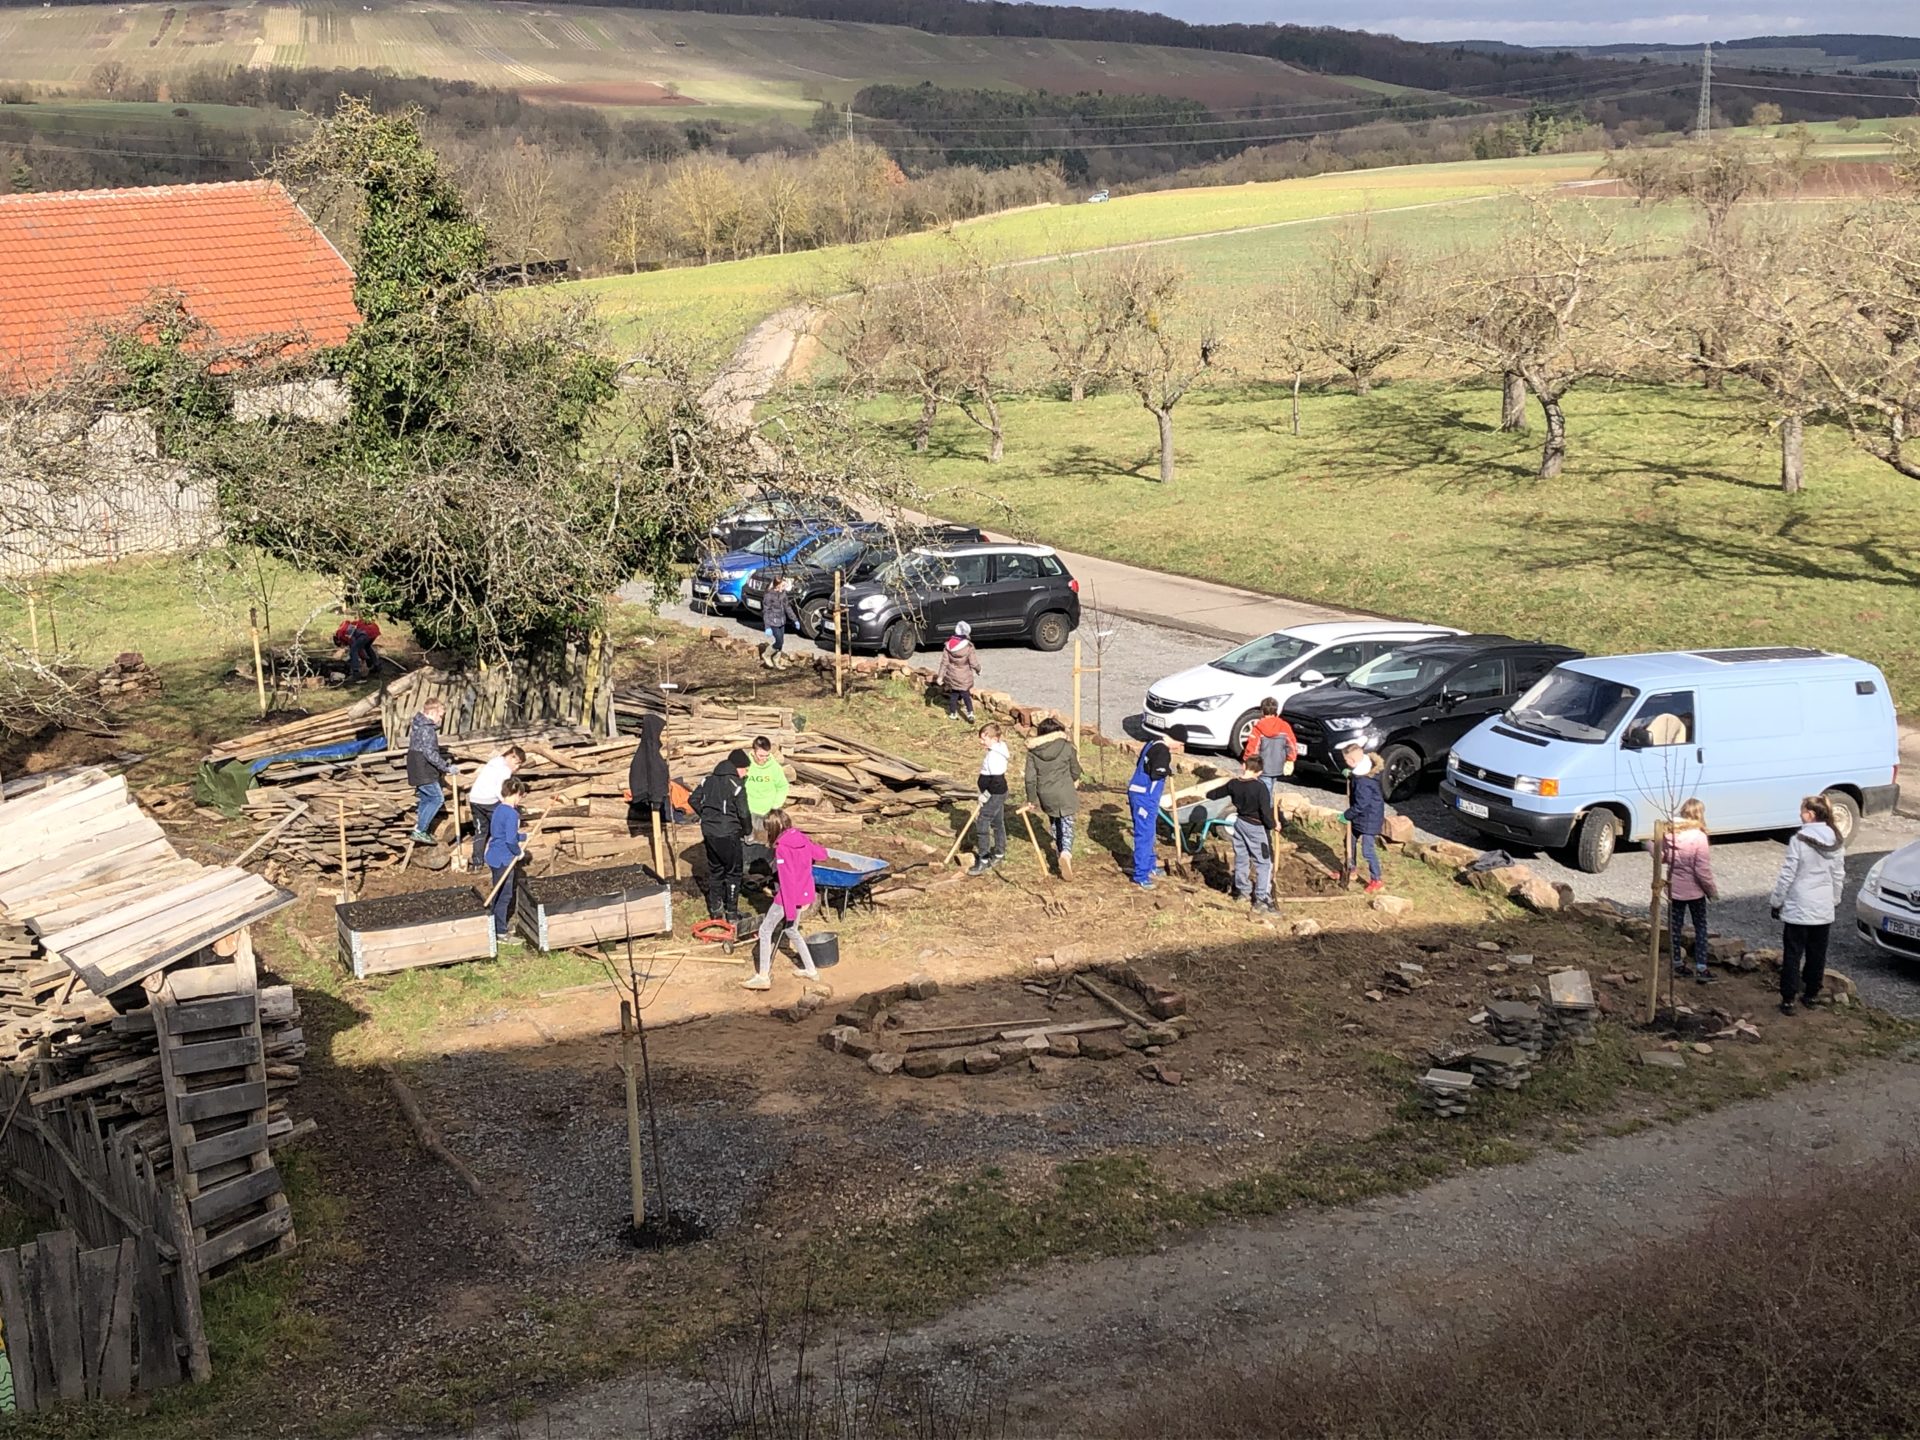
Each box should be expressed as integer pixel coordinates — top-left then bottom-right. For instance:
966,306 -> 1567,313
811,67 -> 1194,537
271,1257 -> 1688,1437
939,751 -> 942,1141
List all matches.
745,752 -> 791,816
1770,821 -> 1844,925
627,713 -> 669,806
1345,763 -> 1386,836
406,711 -> 454,787
1023,731 -> 1082,817
1663,824 -> 1718,903
772,824 -> 828,920
693,754 -> 752,838
1242,713 -> 1298,775
936,637 -> 980,691
763,585 -> 795,630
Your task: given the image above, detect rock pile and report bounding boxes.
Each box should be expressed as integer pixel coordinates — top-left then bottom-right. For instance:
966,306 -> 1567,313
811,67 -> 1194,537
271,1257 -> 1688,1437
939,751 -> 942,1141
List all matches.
96,651 -> 160,701
1418,1068 -> 1474,1116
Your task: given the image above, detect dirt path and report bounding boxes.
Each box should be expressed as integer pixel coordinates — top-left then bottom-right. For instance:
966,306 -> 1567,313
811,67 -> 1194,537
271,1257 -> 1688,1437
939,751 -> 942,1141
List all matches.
456,1051 -> 1920,1439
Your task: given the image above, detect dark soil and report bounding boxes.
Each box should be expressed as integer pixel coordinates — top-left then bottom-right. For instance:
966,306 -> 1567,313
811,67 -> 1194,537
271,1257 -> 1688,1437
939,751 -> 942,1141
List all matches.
338,884 -> 486,930
524,863 -> 665,907
626,1209 -> 710,1250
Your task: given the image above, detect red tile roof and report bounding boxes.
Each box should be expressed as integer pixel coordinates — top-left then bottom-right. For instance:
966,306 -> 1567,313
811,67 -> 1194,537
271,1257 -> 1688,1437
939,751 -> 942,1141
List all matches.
0,180 -> 360,389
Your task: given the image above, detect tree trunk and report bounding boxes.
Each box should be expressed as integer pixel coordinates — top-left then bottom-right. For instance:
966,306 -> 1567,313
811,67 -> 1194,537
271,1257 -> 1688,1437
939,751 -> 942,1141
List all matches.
1780,412 -> 1804,494
984,392 -> 1003,464
1537,393 -> 1566,479
1155,408 -> 1175,484
1070,376 -> 1086,405
1500,372 -> 1528,431
914,395 -> 937,453
1291,372 -> 1302,437
1351,369 -> 1372,397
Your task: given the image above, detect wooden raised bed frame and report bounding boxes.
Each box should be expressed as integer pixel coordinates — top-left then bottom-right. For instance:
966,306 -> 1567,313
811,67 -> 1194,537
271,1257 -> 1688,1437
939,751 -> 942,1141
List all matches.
514,864 -> 671,953
336,888 -> 496,980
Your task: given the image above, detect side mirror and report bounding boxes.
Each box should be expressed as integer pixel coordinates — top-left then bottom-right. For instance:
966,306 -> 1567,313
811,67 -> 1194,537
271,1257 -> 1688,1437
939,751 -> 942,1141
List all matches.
1297,669 -> 1326,685
940,574 -> 961,590
1438,690 -> 1461,710
1622,726 -> 1647,751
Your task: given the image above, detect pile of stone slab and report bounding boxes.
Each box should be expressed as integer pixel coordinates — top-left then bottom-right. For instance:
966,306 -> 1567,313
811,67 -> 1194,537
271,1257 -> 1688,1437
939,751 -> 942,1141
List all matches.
1417,1068 -> 1475,1116
1544,968 -> 1599,1046
1469,1044 -> 1533,1091
1484,999 -> 1545,1058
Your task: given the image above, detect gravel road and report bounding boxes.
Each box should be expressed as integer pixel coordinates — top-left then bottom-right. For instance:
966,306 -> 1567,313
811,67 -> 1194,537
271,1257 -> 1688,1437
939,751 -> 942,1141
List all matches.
630,579 -> 1920,1017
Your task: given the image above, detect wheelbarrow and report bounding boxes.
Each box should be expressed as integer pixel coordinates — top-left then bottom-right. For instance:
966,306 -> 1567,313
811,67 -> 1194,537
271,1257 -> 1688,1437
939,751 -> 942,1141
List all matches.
812,848 -> 890,920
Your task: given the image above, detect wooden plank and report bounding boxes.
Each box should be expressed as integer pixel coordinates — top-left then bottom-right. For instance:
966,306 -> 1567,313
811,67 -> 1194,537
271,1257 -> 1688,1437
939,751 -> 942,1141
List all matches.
35,1230 -> 86,1402
132,1232 -> 176,1392
41,869 -> 246,954
83,894 -> 293,998
161,962 -> 244,1004
189,1166 -> 282,1231
78,1240 -> 135,1401
183,1122 -> 269,1175
163,1191 -> 211,1378
28,1054 -> 158,1108
192,1201 -> 294,1273
0,1246 -> 37,1413
0,822 -> 168,901
162,994 -> 257,1035
62,878 -> 266,970
163,1036 -> 262,1078
174,1081 -> 268,1126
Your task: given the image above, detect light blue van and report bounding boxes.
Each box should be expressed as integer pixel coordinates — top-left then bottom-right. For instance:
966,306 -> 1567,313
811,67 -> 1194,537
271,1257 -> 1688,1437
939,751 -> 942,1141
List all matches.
1439,647 -> 1900,873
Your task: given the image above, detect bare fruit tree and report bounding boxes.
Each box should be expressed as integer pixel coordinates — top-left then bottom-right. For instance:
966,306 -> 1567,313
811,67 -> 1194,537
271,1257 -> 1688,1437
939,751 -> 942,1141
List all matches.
1032,254 -> 1122,405
1258,275 -> 1316,437
1303,217 -> 1411,396
1424,198 -> 1627,479
1104,255 -> 1221,485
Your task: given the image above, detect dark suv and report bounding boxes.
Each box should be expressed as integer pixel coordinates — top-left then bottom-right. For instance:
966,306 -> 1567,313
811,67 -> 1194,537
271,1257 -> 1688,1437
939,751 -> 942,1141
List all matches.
829,544 -> 1080,657
1284,635 -> 1584,800
739,523 -> 986,638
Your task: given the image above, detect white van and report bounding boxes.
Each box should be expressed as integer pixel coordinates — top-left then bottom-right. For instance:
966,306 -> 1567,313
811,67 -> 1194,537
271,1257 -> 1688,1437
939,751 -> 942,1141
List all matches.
1441,647 -> 1900,872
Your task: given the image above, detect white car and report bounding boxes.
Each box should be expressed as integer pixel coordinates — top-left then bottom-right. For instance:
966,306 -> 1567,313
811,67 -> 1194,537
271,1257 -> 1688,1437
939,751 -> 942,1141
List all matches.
1141,620 -> 1463,754
1857,838 -> 1920,959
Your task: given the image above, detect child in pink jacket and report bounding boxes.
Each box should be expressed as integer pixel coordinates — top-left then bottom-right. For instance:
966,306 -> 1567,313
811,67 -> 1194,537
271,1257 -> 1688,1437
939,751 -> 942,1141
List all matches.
744,807 -> 826,991
1663,797 -> 1719,982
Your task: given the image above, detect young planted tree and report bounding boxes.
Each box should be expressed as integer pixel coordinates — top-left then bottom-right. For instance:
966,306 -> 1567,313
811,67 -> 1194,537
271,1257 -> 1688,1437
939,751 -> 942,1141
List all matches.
1303,217 -> 1410,395
1426,199 -> 1627,479
1103,255 -> 1220,484
1259,275 -> 1316,437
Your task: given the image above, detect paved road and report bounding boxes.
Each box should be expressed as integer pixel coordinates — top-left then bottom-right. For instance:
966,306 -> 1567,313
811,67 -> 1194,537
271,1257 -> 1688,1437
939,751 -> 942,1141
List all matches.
635,578 -> 1920,1018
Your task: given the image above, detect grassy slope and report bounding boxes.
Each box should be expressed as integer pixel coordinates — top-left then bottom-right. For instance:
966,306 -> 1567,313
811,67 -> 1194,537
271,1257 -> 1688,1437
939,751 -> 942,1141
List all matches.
575,153 -> 1604,356
876,381 -> 1920,708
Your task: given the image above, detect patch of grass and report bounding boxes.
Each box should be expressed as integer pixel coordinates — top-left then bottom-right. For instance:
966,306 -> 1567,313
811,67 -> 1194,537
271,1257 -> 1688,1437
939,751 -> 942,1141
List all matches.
884,379 -> 1920,708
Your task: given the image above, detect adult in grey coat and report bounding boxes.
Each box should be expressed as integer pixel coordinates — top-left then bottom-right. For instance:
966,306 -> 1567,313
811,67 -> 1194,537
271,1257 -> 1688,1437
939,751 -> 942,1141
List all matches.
1022,718 -> 1082,877
1769,794 -> 1845,1015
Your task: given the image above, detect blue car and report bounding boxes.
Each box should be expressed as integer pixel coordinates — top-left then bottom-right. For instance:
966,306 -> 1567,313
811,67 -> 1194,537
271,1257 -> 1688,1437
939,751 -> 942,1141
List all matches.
690,525 -> 848,613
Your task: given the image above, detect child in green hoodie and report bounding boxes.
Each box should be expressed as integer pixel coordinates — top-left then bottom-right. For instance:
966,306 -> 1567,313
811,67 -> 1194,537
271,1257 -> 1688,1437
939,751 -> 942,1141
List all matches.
744,735 -> 791,827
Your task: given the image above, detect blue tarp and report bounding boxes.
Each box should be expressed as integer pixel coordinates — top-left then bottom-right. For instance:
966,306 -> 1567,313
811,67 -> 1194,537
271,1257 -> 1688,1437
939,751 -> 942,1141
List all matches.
248,734 -> 388,774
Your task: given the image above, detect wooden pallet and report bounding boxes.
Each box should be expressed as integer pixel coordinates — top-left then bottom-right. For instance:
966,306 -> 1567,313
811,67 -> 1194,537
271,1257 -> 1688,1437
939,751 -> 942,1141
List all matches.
152,938 -> 295,1275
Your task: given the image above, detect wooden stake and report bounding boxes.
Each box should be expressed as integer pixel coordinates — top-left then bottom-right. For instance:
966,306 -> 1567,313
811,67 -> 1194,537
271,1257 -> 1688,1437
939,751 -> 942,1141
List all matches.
1019,806 -> 1052,882
1646,819 -> 1668,1024
248,606 -> 268,717
336,797 -> 351,897
621,1000 -> 646,1230
448,770 -> 468,874
1072,637 -> 1084,760
832,568 -> 845,698
944,798 -> 984,866
649,807 -> 667,881
25,589 -> 39,656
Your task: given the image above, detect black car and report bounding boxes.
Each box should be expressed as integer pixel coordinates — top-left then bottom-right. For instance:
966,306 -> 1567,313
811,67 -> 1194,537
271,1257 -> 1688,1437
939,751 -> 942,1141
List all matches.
1284,635 -> 1584,800
830,544 -> 1080,657
708,491 -> 859,554
739,523 -> 986,638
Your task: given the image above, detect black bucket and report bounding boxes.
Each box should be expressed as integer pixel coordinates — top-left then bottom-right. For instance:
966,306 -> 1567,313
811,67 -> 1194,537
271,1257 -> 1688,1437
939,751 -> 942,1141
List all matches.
803,932 -> 840,968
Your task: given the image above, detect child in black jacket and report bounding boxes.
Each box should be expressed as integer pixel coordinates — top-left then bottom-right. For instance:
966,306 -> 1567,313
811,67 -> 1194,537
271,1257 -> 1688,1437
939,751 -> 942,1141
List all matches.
1206,756 -> 1279,910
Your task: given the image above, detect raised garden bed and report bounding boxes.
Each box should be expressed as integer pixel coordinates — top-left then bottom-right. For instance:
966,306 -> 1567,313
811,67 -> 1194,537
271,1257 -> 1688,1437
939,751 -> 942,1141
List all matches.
337,886 -> 496,980
515,863 -> 671,952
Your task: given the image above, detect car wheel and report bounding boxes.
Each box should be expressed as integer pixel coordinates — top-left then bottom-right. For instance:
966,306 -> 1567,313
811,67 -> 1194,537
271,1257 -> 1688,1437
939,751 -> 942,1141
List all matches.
1822,788 -> 1862,844
883,620 -> 918,660
1379,743 -> 1422,802
797,598 -> 831,642
1029,611 -> 1071,652
1572,809 -> 1618,874
1229,709 -> 1261,756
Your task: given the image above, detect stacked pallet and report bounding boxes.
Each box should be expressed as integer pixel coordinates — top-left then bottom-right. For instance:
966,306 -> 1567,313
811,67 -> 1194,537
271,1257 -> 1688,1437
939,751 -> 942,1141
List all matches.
231,699 -> 966,874
203,696 -> 384,769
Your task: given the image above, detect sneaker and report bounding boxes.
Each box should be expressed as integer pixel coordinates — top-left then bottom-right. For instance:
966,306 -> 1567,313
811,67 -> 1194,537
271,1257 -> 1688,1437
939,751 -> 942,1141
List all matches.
1058,852 -> 1074,881
409,831 -> 434,844
1802,992 -> 1822,1007
1694,969 -> 1712,984
987,852 -> 1005,869
1364,879 -> 1384,894
1135,877 -> 1156,891
1672,964 -> 1689,977
741,974 -> 772,991
1252,900 -> 1277,914
1779,999 -> 1797,1016
967,859 -> 993,876
796,965 -> 820,980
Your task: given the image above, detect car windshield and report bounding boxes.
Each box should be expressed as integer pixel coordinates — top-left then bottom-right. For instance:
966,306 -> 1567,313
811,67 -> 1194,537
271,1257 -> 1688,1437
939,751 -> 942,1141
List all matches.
805,534 -> 868,570
745,529 -> 805,557
1208,633 -> 1315,679
1506,670 -> 1640,742
1337,649 -> 1456,698
874,553 -> 938,589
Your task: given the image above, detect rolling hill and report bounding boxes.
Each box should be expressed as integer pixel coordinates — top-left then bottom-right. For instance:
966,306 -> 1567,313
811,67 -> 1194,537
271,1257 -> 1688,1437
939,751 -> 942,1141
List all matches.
0,0 -> 1374,122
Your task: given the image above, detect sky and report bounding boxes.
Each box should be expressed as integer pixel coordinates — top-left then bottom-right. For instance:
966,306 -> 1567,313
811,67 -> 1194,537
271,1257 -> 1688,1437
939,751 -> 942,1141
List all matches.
1119,2 -> 1905,46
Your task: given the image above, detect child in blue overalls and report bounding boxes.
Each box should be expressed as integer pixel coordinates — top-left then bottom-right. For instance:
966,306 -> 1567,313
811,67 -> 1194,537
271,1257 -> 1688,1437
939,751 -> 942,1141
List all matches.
1127,740 -> 1173,889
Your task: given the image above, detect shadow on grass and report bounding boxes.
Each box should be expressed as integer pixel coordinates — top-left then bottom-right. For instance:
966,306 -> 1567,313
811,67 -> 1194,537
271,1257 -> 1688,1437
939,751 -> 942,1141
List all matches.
1493,512 -> 1920,590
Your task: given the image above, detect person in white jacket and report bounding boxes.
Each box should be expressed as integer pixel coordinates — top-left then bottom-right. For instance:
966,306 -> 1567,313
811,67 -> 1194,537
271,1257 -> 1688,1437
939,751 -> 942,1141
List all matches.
1769,794 -> 1846,1015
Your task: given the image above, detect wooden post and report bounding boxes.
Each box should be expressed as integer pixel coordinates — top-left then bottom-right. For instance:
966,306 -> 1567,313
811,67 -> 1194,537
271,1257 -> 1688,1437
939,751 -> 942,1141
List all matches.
1341,769 -> 1355,885
248,607 -> 268,717
832,569 -> 845,698
621,1000 -> 646,1229
1646,819 -> 1668,1024
944,799 -> 984,866
1019,806 -> 1052,882
448,770 -> 467,874
1072,637 -> 1083,759
25,589 -> 39,657
649,808 -> 667,882
336,798 -> 351,896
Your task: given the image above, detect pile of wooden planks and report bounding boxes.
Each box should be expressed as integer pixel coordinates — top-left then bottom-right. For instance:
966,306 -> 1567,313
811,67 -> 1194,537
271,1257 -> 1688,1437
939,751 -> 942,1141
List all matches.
203,696 -> 383,768
234,696 -> 968,875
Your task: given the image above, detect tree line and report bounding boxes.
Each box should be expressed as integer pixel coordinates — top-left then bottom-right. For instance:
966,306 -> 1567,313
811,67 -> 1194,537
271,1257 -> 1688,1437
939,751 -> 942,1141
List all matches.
817,131 -> 1920,493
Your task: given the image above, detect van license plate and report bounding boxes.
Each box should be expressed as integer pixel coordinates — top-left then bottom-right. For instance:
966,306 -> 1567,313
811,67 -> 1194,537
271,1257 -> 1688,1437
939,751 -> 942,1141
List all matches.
1885,918 -> 1920,940
1455,798 -> 1490,819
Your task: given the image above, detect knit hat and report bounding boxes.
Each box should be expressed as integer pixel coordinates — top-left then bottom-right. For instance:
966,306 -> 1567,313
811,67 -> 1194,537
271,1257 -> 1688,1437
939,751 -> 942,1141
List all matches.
954,621 -> 972,638
727,748 -> 751,769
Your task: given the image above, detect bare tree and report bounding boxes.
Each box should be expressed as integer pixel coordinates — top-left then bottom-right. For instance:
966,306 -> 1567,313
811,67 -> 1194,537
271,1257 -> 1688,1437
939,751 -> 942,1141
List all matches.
745,156 -> 813,258
596,181 -> 664,275
1750,102 -> 1784,132
1425,199 -> 1627,479
1259,275 -> 1316,437
666,158 -> 743,266
1032,255 -> 1121,405
1104,255 -> 1221,484
88,61 -> 130,99
1603,145 -> 1676,207
1303,217 -> 1410,395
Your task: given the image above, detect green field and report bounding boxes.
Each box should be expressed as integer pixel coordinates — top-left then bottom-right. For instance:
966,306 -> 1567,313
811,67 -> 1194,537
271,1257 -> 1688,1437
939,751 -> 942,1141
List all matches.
0,0 -> 1365,123
868,381 -> 1920,709
572,153 -> 1605,356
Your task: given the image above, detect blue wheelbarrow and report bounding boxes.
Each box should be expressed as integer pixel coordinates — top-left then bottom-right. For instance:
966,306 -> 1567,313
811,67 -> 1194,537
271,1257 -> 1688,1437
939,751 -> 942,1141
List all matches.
812,849 -> 890,919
